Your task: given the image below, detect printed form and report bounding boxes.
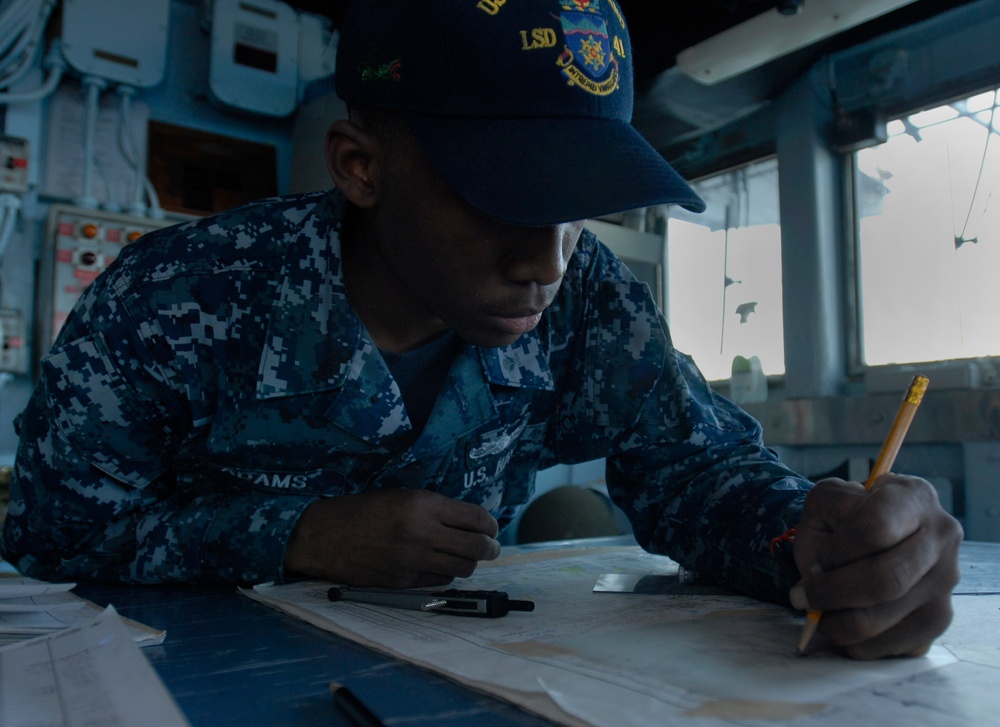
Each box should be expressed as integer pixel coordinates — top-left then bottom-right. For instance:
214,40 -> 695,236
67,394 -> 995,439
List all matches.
0,606 -> 189,727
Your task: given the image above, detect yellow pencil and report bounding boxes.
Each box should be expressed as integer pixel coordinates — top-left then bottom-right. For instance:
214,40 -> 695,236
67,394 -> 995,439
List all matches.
796,374 -> 930,654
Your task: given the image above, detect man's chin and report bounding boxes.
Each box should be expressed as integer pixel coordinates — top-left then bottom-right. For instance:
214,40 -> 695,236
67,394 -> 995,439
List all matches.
465,332 -> 524,349
455,327 -> 526,350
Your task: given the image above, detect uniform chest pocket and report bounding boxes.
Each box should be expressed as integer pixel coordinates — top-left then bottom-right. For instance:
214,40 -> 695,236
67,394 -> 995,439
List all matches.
205,396 -> 374,471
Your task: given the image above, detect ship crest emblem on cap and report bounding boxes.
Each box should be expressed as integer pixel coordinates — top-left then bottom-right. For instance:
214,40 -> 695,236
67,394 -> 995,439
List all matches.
557,0 -> 620,96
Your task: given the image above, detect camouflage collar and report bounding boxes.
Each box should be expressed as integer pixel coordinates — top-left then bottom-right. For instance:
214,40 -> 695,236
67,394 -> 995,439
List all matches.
256,191 -> 555,399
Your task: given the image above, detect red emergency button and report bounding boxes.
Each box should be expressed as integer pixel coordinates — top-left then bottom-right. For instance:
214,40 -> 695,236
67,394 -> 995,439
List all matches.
127,230 -> 143,243
82,223 -> 99,239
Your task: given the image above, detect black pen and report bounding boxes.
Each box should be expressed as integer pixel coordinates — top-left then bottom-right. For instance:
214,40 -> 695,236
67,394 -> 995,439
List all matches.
329,682 -> 386,727
327,586 -> 449,612
328,586 -> 535,617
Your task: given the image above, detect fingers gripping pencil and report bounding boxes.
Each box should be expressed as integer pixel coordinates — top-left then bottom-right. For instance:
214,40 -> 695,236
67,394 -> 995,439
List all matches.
796,374 -> 929,654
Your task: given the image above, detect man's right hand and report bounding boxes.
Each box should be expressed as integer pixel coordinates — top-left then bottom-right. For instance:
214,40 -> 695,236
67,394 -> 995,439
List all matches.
283,489 -> 501,588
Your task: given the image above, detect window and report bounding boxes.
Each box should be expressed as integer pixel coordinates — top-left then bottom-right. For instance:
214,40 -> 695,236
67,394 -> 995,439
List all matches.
666,158 -> 785,381
854,88 -> 1000,366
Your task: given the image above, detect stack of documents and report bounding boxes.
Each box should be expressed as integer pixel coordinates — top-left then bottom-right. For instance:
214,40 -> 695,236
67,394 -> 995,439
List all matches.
0,575 -> 165,647
0,605 -> 189,727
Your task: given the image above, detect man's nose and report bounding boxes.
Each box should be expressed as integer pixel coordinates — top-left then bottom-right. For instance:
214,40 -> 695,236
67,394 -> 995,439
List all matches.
503,225 -> 577,287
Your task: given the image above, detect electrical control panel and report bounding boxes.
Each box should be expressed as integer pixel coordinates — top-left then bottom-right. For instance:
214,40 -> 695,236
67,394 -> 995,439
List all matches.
209,0 -> 299,117
0,135 -> 29,194
60,0 -> 171,87
40,206 -> 172,350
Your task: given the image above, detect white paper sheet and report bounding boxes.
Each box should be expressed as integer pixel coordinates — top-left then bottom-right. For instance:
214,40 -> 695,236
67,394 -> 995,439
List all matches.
0,578 -> 76,599
242,546 -> 993,727
0,593 -> 88,612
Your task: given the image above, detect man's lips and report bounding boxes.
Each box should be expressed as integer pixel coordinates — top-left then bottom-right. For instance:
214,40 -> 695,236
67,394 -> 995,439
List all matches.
489,311 -> 543,335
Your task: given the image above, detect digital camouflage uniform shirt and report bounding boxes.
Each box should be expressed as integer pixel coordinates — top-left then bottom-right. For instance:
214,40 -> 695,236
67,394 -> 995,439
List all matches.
1,190 -> 809,603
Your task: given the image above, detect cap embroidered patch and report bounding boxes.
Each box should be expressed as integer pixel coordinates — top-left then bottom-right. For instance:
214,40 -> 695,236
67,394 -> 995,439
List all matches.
360,58 -> 401,83
557,1 -> 620,97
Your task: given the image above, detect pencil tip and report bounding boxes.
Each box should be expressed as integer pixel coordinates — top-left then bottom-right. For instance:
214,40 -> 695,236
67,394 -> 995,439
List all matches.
797,610 -> 821,654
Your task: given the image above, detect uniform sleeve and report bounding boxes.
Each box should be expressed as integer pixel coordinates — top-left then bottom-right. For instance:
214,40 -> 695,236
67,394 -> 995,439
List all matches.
549,239 -> 808,604
0,278 -> 313,586
606,348 -> 807,604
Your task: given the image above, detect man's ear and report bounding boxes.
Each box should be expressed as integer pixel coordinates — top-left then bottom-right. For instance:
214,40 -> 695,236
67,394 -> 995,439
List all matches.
325,118 -> 379,209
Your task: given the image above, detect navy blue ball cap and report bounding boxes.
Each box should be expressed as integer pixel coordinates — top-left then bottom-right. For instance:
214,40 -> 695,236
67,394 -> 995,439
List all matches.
335,0 -> 706,225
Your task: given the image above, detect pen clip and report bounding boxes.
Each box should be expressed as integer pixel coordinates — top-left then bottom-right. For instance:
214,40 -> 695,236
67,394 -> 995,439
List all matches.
427,589 -> 535,618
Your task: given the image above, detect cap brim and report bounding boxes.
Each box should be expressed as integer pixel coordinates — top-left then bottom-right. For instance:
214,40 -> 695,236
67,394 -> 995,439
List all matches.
402,113 -> 706,226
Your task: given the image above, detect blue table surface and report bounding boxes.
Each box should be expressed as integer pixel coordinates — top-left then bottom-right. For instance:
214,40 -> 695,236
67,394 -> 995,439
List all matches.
70,539 -> 999,726
73,580 -> 559,727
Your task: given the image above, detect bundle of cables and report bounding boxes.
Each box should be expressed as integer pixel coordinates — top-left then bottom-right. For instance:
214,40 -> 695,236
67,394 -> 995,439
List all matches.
0,0 -> 62,103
